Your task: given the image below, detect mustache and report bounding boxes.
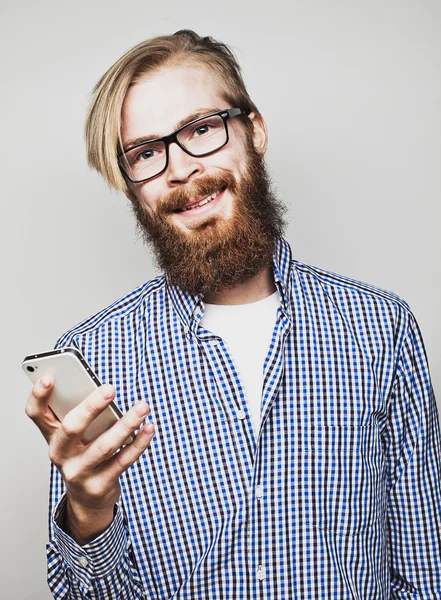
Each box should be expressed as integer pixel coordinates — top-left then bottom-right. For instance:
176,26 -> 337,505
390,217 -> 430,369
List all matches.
158,171 -> 236,215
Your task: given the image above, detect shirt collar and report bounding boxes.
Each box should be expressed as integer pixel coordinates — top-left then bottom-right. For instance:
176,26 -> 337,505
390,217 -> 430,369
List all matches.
165,274 -> 204,333
272,236 -> 294,321
166,236 -> 294,330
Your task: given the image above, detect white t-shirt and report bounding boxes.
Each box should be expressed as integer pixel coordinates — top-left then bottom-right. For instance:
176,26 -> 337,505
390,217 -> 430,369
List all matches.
200,292 -> 280,435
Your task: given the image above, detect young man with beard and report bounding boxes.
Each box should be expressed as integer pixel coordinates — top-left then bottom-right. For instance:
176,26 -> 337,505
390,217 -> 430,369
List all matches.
26,30 -> 441,599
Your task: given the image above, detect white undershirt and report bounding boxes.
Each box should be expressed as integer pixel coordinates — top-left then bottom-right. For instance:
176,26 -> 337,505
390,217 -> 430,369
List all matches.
200,292 -> 280,435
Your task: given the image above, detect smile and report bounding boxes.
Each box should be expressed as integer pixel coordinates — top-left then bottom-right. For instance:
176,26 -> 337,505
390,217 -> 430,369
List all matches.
176,190 -> 222,213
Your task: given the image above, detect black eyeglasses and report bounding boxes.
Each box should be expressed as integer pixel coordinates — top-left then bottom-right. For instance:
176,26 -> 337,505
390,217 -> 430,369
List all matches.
118,108 -> 246,183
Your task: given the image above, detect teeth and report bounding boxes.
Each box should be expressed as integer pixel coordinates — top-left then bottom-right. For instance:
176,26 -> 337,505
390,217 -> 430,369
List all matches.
181,190 -> 220,212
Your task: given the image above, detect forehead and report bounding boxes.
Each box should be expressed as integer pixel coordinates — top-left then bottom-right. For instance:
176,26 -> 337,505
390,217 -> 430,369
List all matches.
121,63 -> 227,142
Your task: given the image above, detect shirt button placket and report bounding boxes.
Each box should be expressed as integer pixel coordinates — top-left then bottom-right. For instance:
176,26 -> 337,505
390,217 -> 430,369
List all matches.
254,484 -> 265,583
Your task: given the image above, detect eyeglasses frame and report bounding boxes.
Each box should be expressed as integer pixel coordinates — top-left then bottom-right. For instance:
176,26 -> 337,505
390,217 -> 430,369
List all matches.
118,107 -> 246,184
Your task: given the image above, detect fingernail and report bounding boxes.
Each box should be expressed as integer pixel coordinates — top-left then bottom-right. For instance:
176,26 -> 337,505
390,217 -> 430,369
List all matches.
101,384 -> 114,399
135,402 -> 149,416
41,375 -> 52,388
144,423 -> 155,434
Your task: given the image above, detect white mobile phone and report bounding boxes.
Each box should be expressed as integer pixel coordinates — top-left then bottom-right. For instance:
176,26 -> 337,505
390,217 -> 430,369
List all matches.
22,347 -> 133,445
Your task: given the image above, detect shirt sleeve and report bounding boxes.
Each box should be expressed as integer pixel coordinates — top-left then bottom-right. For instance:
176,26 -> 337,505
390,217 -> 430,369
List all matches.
386,312 -> 441,598
46,463 -> 146,599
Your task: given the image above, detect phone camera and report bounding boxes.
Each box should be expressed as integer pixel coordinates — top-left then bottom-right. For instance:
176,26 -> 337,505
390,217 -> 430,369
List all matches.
26,366 -> 35,373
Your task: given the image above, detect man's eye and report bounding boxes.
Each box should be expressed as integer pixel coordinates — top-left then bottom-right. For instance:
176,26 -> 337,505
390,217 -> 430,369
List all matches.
137,148 -> 155,161
194,124 -> 211,137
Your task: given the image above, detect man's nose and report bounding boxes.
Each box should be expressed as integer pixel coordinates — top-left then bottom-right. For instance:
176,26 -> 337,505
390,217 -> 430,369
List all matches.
166,141 -> 203,185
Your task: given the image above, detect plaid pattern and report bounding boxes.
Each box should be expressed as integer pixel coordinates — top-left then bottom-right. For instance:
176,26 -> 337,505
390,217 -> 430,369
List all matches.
46,238 -> 441,599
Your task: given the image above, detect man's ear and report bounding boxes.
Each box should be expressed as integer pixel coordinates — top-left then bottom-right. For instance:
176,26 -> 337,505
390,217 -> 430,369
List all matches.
248,112 -> 268,154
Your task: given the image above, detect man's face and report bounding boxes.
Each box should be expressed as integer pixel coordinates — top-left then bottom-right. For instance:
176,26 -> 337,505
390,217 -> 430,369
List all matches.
120,62 -> 285,295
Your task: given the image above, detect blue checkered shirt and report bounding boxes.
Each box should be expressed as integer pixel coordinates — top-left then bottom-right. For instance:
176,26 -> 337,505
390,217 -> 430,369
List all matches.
47,238 -> 441,599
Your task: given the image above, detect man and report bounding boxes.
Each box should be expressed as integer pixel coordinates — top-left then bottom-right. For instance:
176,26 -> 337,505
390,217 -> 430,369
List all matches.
26,30 -> 441,599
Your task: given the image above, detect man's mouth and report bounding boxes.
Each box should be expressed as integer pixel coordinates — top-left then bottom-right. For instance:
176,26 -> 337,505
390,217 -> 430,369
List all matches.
175,189 -> 224,213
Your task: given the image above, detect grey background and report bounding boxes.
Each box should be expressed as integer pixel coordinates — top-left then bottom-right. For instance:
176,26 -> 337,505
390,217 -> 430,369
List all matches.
1,0 -> 440,598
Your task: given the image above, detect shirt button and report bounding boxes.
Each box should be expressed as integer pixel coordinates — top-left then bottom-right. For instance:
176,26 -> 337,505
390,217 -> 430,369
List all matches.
256,485 -> 264,499
257,565 -> 265,580
79,556 -> 88,568
237,410 -> 246,420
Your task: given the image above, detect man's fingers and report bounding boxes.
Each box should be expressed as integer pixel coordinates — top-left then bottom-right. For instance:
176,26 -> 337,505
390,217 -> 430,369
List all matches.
25,376 -> 54,419
25,376 -> 60,442
104,423 -> 155,481
52,384 -> 116,453
81,401 -> 151,469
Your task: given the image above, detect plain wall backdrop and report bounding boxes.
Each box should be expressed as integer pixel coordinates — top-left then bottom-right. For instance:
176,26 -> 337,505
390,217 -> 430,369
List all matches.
1,1 -> 440,598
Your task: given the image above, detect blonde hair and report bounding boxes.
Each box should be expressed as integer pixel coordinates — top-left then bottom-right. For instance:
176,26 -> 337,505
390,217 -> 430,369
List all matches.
85,30 -> 259,192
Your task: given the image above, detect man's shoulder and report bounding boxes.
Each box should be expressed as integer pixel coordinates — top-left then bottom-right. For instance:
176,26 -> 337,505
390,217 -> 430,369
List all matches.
291,259 -> 411,317
55,274 -> 166,349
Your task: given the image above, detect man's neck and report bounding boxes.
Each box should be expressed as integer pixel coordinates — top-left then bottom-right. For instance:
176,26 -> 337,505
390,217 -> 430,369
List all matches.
203,266 -> 276,306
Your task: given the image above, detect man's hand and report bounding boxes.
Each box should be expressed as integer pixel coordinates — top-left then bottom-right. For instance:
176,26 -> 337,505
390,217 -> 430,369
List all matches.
25,376 -> 155,544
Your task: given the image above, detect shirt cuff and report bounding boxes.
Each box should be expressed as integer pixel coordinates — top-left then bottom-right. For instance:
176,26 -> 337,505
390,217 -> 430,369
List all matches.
52,494 -> 127,587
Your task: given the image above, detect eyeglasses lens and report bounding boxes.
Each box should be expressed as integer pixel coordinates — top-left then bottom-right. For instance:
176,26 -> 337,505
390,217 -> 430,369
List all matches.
177,114 -> 226,155
121,140 -> 167,182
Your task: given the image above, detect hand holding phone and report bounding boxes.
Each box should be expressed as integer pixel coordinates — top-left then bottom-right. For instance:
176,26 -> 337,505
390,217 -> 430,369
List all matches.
23,347 -> 155,544
23,348 -> 133,444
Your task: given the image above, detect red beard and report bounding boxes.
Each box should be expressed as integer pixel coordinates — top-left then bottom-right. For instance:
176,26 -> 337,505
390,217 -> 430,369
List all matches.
131,148 -> 286,296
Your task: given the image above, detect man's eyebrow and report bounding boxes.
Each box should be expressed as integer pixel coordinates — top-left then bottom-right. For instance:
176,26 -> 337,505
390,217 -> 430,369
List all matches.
122,107 -> 222,150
